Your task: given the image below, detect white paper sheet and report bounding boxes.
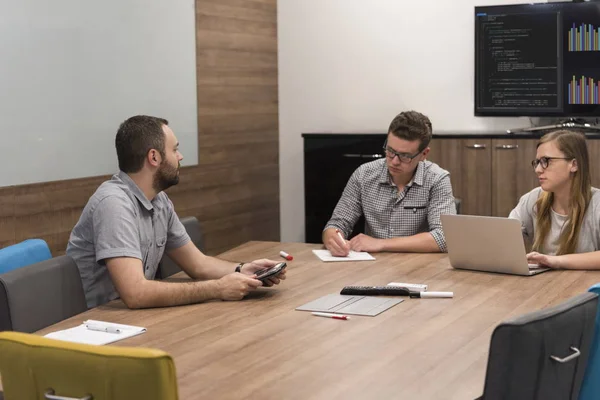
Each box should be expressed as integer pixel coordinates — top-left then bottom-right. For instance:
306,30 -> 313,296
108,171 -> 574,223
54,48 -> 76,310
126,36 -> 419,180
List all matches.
312,249 -> 375,262
44,319 -> 146,345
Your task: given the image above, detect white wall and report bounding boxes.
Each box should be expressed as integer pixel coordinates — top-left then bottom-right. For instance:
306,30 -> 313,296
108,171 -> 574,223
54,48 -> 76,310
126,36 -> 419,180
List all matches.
278,0 -> 544,243
0,0 -> 198,187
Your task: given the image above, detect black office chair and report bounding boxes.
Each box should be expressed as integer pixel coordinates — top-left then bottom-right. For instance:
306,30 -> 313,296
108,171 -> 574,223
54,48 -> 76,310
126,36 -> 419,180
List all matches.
0,255 -> 87,333
477,291 -> 598,400
157,216 -> 205,279
454,198 -> 461,214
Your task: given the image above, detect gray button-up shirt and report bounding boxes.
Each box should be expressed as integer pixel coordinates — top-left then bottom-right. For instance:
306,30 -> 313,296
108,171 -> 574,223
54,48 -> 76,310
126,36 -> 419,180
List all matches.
67,171 -> 190,308
324,159 -> 456,252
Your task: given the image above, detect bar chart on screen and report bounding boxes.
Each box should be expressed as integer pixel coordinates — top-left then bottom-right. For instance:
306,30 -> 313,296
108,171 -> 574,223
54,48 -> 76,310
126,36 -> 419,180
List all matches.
568,23 -> 600,52
568,75 -> 600,105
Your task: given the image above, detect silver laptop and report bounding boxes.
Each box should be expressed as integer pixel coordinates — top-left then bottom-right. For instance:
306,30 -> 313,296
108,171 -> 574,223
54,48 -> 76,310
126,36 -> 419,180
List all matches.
441,214 -> 550,276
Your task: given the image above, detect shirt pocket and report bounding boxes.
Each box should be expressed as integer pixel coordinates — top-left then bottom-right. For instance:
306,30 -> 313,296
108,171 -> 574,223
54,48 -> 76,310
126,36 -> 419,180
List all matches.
403,204 -> 427,214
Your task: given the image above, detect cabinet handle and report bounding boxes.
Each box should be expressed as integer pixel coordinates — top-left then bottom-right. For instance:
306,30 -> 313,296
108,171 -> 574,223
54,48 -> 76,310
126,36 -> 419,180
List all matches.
495,144 -> 519,150
45,390 -> 93,400
361,154 -> 383,159
550,346 -> 580,363
466,144 -> 487,149
342,154 -> 383,159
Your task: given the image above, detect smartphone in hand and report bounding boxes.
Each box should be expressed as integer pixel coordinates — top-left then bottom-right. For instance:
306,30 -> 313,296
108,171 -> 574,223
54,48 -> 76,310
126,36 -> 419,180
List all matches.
254,262 -> 287,282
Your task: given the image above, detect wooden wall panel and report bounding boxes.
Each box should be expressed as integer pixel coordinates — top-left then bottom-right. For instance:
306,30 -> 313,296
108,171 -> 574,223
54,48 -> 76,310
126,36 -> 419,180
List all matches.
0,0 -> 279,257
0,187 -> 16,249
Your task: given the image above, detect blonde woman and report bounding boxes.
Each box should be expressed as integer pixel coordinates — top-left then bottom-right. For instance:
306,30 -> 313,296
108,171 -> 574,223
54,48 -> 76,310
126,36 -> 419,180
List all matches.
509,130 -> 600,270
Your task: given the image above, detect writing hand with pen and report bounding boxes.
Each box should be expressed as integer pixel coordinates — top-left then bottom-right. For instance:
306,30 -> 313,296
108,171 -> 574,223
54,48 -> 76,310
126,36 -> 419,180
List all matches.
323,228 -> 352,256
324,228 -> 385,256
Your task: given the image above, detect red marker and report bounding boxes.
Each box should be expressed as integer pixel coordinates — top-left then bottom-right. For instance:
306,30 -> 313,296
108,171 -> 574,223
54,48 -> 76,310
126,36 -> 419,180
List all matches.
279,250 -> 293,261
312,312 -> 349,320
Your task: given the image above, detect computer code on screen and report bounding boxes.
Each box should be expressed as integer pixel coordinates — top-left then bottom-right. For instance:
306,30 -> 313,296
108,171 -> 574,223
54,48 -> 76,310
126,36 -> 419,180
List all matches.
476,11 -> 561,113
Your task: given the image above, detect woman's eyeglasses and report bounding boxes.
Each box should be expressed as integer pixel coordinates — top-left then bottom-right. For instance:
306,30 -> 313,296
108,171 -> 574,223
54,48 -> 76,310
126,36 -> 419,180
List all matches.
531,156 -> 572,170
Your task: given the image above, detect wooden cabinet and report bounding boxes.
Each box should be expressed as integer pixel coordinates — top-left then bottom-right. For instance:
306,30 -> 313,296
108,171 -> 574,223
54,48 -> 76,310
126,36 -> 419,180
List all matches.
586,140 -> 600,189
428,139 -> 492,215
491,139 -> 540,217
428,138 -> 539,217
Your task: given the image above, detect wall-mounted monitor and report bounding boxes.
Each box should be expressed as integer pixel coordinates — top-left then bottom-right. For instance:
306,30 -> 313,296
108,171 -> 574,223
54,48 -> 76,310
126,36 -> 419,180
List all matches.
475,2 -> 600,117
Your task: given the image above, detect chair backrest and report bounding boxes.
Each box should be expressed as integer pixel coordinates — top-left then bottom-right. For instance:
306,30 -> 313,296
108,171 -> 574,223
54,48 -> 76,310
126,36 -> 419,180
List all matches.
480,292 -> 598,400
454,197 -> 461,215
0,255 -> 87,333
0,331 -> 178,400
157,216 -> 204,279
579,283 -> 600,400
0,239 -> 52,274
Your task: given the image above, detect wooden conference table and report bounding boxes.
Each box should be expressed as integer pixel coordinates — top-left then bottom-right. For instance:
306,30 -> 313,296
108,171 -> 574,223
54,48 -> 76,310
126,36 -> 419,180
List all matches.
32,241 -> 600,399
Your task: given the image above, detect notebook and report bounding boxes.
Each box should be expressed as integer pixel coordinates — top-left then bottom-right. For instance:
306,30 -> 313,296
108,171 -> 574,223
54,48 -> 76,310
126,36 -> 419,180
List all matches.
44,320 -> 147,345
312,249 -> 375,262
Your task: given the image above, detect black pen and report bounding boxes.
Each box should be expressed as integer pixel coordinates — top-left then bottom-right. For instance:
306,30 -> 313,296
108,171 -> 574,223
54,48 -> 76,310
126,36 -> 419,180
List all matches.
409,291 -> 454,299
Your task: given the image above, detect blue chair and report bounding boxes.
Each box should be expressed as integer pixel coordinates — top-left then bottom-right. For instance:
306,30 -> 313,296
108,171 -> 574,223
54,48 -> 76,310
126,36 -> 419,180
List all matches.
0,239 -> 52,274
579,283 -> 600,400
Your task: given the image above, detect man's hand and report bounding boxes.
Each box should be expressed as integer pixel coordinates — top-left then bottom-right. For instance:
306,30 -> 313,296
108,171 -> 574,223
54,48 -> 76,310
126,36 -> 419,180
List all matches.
241,259 -> 287,287
349,233 -> 384,253
526,252 -> 562,269
215,273 -> 262,300
323,228 -> 351,257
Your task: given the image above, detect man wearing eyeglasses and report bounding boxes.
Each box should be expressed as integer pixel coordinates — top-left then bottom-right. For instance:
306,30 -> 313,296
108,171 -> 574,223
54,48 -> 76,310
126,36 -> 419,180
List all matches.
322,111 -> 456,256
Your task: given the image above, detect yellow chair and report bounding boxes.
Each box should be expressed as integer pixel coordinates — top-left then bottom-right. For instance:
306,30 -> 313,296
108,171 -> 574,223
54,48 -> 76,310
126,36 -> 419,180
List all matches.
0,331 -> 178,400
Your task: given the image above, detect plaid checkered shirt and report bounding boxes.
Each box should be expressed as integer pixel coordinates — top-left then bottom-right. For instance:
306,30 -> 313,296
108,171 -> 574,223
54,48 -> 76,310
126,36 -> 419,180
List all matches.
324,158 -> 456,252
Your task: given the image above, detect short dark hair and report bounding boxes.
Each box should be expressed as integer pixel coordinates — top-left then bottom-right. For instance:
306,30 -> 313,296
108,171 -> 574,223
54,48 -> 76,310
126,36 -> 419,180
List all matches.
115,115 -> 169,173
387,111 -> 432,151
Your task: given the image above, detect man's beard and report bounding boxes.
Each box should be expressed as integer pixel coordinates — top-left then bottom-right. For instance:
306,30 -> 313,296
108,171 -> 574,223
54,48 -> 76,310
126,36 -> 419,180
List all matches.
153,161 -> 180,192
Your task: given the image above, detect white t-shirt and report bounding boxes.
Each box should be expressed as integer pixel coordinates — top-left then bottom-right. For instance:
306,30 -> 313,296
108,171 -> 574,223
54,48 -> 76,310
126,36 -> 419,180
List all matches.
508,187 -> 600,255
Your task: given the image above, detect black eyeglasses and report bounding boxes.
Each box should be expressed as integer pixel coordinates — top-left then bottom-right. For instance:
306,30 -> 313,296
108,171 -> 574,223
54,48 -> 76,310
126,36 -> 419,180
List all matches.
531,156 -> 573,170
382,144 -> 422,164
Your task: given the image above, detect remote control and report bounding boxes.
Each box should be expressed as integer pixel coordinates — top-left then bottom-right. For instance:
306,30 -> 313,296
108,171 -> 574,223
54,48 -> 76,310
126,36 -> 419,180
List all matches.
340,286 -> 411,296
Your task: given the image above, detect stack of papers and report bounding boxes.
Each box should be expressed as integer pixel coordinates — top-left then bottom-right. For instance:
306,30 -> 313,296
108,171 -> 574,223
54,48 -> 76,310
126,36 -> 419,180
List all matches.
312,249 -> 375,262
44,319 -> 146,345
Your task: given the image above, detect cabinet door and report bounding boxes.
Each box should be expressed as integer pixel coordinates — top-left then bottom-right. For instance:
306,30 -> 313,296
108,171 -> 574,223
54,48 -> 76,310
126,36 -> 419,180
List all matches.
492,139 -> 539,217
304,135 -> 386,243
587,140 -> 600,189
460,139 -> 493,215
427,138 -> 463,197
428,138 -> 492,216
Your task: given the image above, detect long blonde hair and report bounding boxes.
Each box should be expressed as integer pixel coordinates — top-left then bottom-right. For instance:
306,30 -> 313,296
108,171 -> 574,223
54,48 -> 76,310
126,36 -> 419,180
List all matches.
533,130 -> 591,255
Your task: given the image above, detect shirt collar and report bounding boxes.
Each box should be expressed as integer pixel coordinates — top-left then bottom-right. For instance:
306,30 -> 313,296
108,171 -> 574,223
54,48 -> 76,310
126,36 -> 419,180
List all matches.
412,161 -> 425,187
378,160 -> 425,187
117,171 -> 154,211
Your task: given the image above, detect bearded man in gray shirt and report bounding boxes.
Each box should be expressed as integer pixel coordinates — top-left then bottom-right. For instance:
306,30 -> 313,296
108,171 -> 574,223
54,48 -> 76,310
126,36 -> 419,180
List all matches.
67,115 -> 285,309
